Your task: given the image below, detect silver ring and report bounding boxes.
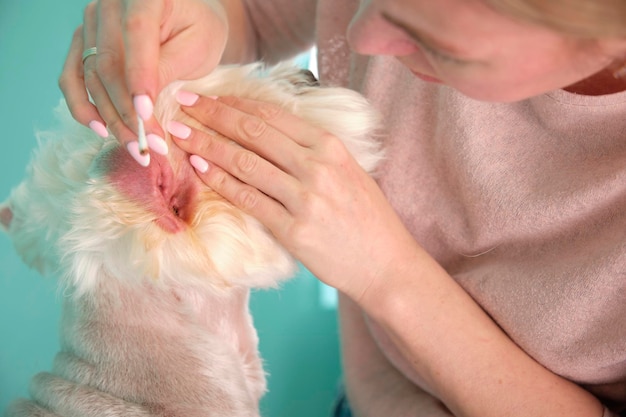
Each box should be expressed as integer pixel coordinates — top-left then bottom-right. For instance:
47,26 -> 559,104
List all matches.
81,47 -> 98,64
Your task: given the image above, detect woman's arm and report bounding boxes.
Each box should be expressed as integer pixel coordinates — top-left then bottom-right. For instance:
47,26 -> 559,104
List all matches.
358,241 -> 604,417
339,293 -> 454,417
219,0 -> 259,64
171,95 -> 607,417
238,0 -> 317,64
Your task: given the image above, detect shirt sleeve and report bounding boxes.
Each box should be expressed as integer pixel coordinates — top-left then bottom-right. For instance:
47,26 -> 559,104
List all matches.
242,0 -> 318,63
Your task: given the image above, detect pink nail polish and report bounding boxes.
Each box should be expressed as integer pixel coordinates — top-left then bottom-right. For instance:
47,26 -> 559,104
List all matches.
133,94 -> 154,121
89,120 -> 109,138
127,141 -> 151,167
167,121 -> 191,139
189,155 -> 209,173
146,134 -> 168,155
176,90 -> 200,106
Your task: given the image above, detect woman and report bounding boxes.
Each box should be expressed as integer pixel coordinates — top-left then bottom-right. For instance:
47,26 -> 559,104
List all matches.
60,0 -> 626,416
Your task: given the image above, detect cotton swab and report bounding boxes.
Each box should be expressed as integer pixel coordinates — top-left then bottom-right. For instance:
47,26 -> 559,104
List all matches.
137,115 -> 149,155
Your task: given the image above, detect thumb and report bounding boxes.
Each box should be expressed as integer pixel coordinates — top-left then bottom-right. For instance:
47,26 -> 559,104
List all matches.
156,6 -> 228,91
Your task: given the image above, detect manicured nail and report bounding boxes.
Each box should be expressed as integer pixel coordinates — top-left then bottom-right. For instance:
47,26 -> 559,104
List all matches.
133,94 -> 153,121
189,155 -> 209,173
167,120 -> 191,139
176,90 -> 199,106
89,120 -> 108,138
146,133 -> 168,155
127,141 -> 150,167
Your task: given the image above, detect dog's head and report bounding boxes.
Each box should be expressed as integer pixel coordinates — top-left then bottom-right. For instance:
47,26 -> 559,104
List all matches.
1,64 -> 382,296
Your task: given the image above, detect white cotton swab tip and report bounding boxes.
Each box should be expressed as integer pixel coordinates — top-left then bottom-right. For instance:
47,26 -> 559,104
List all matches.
137,115 -> 149,155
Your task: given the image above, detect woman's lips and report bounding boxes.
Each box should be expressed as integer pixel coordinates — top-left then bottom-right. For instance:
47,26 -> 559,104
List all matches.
411,70 -> 443,83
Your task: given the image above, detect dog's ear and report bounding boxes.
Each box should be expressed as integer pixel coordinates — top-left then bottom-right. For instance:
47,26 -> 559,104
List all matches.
0,202 -> 12,232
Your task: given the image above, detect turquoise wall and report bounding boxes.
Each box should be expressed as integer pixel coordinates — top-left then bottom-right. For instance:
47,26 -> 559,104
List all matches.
0,2 -> 341,416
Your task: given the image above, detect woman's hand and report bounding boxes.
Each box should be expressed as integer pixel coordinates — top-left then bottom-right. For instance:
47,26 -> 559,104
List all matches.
59,0 -> 229,145
169,94 -> 422,300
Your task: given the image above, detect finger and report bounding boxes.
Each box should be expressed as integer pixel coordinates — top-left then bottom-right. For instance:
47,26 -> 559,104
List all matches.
58,24 -> 105,133
95,0 -> 138,142
122,0 -> 166,100
219,95 -> 359,169
72,2 -> 131,143
218,96 -> 328,148
169,120 -> 303,210
188,155 -> 294,241
178,96 -> 317,174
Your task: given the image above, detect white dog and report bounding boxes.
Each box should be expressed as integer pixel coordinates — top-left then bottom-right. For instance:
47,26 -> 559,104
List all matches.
1,63 -> 382,417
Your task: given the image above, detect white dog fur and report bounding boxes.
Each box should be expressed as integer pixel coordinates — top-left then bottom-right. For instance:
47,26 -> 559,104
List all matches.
1,63 -> 382,417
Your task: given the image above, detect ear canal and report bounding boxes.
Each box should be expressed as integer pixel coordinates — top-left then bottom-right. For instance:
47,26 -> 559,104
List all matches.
0,203 -> 13,231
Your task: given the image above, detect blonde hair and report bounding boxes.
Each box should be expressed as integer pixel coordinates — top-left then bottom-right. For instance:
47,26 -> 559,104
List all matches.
484,0 -> 626,38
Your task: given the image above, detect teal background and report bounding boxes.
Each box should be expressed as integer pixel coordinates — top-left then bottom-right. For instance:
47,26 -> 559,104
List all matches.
0,2 -> 341,416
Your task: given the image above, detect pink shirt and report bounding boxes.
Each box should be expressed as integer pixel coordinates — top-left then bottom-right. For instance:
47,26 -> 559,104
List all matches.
245,0 -> 626,414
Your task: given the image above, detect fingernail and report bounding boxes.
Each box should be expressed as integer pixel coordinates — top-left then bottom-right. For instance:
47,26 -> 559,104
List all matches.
176,90 -> 200,106
189,155 -> 209,173
127,141 -> 151,167
166,120 -> 191,139
133,94 -> 154,121
146,133 -> 168,155
89,120 -> 108,138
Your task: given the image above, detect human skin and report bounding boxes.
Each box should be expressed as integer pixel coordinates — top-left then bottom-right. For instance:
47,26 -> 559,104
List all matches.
347,0 -> 626,101
337,294 -> 455,416
59,0 -> 316,154
168,92 -> 605,417
59,0 -> 626,415
59,0 -> 235,145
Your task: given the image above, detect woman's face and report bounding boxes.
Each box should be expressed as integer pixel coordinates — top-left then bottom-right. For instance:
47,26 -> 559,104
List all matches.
347,0 -> 624,101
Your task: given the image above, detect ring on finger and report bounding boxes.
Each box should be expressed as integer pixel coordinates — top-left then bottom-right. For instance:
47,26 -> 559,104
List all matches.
81,47 -> 98,64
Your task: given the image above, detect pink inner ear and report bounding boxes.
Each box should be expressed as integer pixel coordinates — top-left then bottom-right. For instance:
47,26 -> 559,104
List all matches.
0,204 -> 13,230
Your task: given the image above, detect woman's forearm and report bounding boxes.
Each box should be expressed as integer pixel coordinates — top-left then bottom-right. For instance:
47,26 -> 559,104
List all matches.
339,294 -> 454,417
358,244 -> 604,417
217,0 -> 259,64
